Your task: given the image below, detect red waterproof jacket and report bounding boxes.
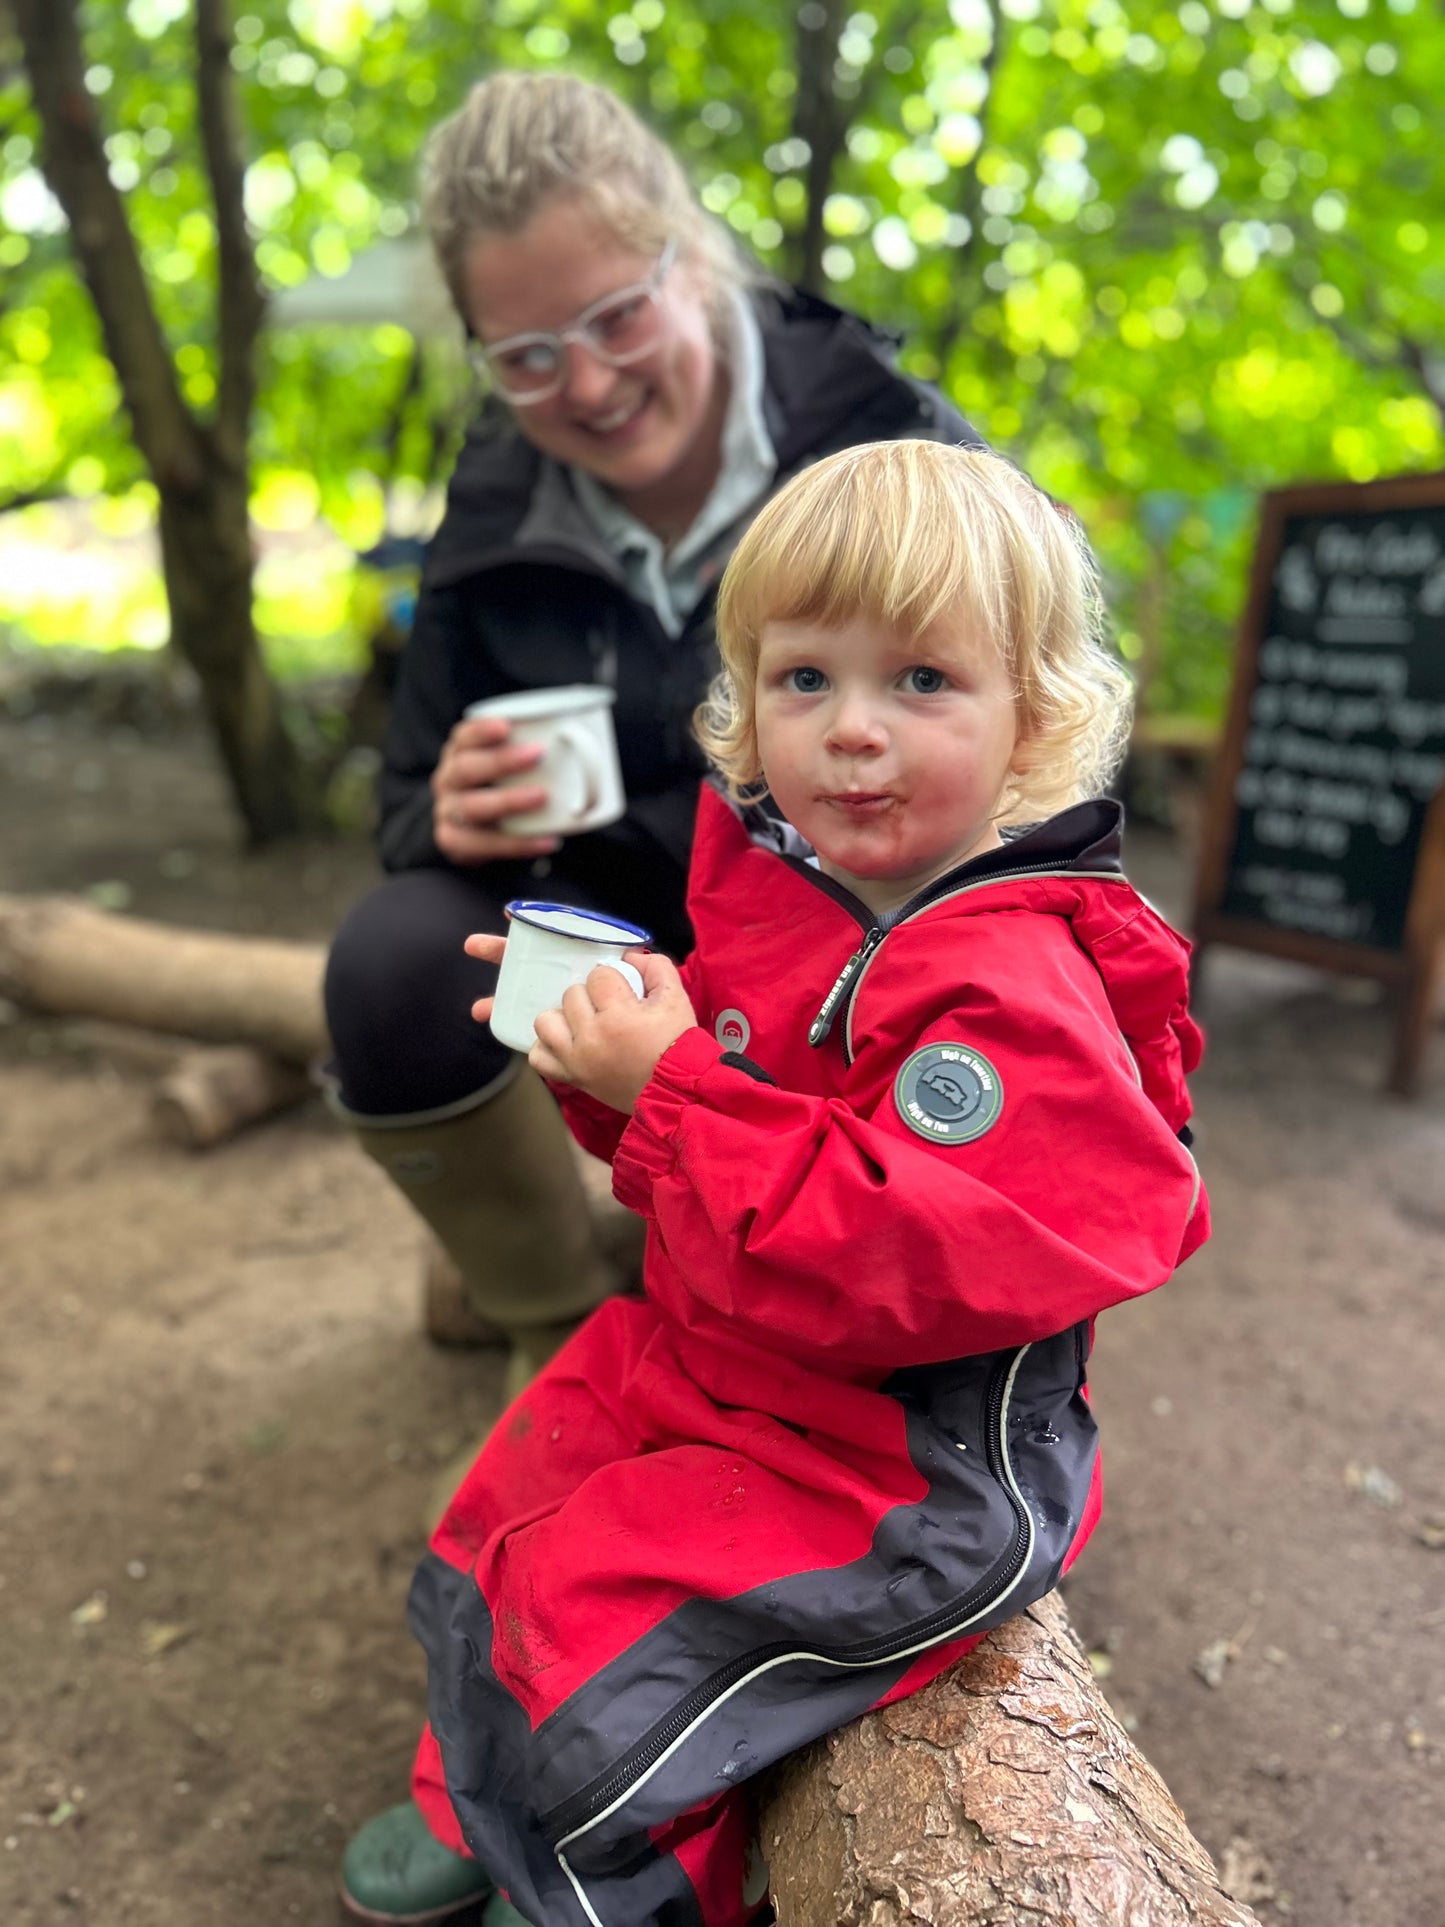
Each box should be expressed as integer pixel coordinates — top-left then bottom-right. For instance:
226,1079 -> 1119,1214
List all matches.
409,784 -> 1208,1927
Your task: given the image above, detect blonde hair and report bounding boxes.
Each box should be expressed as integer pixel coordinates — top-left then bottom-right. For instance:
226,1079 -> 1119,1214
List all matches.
699,441 -> 1132,825
422,71 -> 748,324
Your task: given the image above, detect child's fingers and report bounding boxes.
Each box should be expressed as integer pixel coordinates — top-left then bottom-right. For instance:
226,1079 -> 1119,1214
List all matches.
629,948 -> 682,997
558,981 -> 598,1028
471,994 -> 495,1025
527,1037 -> 571,1083
531,1004 -> 572,1054
587,962 -> 643,1007
464,932 -> 507,963
528,1007 -> 572,1082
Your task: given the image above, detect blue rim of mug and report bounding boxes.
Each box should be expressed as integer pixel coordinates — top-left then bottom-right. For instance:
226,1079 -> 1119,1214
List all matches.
505,901 -> 652,946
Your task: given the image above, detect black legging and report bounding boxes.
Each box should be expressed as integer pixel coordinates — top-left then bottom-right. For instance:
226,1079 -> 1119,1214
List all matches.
324,840 -> 691,1118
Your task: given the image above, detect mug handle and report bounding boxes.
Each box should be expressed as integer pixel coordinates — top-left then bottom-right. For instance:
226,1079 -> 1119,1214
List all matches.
553,723 -> 602,825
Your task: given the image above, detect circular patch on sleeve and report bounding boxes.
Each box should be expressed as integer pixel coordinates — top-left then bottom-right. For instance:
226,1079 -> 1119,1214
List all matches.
715,1007 -> 751,1051
894,1043 -> 1004,1145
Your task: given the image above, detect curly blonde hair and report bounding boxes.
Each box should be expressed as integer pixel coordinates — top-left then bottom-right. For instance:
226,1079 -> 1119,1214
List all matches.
698,441 -> 1132,825
421,71 -> 749,324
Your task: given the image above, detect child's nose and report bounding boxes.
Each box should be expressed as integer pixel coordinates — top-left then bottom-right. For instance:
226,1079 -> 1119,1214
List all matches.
825,694 -> 887,755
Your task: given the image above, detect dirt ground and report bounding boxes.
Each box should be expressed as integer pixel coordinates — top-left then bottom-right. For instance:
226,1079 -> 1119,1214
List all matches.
1,696 -> 1442,1927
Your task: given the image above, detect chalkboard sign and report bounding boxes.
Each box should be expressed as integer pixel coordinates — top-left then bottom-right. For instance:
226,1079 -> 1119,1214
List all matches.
1193,471 -> 1445,1093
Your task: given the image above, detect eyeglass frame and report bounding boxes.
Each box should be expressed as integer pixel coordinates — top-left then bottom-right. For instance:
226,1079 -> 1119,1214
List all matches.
467,238 -> 681,406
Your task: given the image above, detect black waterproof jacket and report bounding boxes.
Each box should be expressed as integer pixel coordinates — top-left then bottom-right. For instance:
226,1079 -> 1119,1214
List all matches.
376,284 -> 982,879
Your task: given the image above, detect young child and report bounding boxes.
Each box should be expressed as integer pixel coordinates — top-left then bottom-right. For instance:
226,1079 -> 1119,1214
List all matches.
404,442 -> 1208,1927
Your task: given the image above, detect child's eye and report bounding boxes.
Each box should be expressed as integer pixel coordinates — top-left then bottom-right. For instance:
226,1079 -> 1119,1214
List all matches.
788,666 -> 827,693
906,666 -> 948,694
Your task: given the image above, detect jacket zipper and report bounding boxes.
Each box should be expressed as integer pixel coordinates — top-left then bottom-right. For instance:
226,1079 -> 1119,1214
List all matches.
542,1345 -> 1035,1857
803,858 -> 1124,1058
807,926 -> 886,1046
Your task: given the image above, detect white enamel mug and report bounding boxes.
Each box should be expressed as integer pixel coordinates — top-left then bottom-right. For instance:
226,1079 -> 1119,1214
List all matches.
464,685 -> 625,836
489,901 -> 652,1055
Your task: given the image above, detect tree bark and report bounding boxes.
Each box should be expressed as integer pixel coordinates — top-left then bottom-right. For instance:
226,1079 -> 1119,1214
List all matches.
0,894 -> 327,1067
157,474 -> 315,844
790,0 -> 851,293
151,1045 -> 314,1148
761,1592 -> 1262,1927
12,0 -> 311,843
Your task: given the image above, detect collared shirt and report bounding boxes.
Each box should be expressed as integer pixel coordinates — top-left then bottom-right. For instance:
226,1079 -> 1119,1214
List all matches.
570,289 -> 777,639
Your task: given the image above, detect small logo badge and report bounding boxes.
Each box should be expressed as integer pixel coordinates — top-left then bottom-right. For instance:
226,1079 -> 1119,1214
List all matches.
894,1043 -> 1004,1145
387,1149 -> 443,1187
715,1007 -> 751,1051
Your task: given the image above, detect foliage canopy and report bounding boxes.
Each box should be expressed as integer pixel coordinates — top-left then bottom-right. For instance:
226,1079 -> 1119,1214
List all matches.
3,0 -> 1442,717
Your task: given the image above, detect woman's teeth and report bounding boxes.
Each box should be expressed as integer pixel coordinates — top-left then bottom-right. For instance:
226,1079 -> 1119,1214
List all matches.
590,398 -> 645,433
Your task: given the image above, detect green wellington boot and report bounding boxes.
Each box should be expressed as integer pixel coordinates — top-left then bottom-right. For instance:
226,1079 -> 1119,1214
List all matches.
335,1065 -> 622,1377
481,1898 -> 537,1927
338,1800 -> 493,1925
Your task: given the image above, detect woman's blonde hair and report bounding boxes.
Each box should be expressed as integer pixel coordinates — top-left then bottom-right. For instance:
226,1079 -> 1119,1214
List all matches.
422,71 -> 748,324
698,441 -> 1133,825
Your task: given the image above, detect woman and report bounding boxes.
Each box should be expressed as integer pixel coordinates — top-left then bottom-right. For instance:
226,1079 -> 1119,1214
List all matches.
331,69 -> 983,1927
324,69 -> 982,1425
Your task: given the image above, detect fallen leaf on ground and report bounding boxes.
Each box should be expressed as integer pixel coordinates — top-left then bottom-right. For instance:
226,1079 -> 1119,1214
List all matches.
1086,1649 -> 1113,1679
1344,1461 -> 1402,1508
141,1620 -> 194,1658
1219,1836 -> 1276,1904
1412,1514 -> 1445,1550
1193,1636 -> 1233,1689
69,1591 -> 108,1628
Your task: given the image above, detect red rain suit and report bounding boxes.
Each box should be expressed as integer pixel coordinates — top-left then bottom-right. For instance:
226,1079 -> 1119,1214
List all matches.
408,784 -> 1208,1927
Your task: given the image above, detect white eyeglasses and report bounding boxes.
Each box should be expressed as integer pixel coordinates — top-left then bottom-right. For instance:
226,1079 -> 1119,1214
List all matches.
469,240 -> 679,405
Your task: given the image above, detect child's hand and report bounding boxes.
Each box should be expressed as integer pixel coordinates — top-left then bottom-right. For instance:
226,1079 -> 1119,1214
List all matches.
530,950 -> 696,1114
464,930 -> 508,1025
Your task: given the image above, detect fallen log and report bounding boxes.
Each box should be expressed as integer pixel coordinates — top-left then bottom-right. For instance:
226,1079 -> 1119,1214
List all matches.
151,1045 -> 315,1149
0,893 -> 327,1067
761,1591 -> 1261,1927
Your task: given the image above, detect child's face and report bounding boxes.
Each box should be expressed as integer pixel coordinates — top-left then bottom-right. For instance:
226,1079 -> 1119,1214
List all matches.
754,611 -> 1020,916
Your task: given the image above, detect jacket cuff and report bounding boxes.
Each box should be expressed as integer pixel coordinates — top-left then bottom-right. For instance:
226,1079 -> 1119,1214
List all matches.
612,1027 -> 722,1215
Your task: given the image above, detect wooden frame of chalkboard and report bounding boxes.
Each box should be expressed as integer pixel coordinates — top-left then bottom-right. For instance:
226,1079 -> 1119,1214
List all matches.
1192,470 -> 1445,1095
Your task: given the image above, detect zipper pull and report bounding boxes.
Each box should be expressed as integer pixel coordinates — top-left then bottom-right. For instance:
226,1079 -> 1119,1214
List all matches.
808,927 -> 884,1048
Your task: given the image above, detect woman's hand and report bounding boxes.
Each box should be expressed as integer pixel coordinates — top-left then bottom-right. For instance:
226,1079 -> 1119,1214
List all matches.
431,715 -> 560,866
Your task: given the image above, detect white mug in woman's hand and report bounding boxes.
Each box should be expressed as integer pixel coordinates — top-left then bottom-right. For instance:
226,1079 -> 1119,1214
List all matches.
489,902 -> 651,1054
464,686 -> 625,836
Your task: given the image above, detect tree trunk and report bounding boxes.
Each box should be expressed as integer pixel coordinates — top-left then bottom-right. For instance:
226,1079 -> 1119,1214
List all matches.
0,894 -> 327,1067
761,1592 -> 1262,1927
790,0 -> 851,293
12,0 -> 314,847
156,468 -> 314,844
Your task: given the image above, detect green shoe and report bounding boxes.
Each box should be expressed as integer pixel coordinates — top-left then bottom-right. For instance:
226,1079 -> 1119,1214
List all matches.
482,1898 -> 538,1927
339,1800 -> 494,1925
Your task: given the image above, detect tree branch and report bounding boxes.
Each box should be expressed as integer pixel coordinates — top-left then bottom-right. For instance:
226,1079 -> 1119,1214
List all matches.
790,0 -> 851,293
1394,331 -> 1445,423
11,0 -> 203,494
930,6 -> 1005,369
0,482 -> 70,517
194,0 -> 264,464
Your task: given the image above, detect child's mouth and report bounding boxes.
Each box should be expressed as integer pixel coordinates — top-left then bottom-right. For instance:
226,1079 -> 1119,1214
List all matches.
822,792 -> 895,819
